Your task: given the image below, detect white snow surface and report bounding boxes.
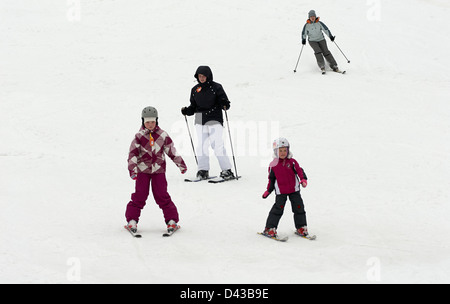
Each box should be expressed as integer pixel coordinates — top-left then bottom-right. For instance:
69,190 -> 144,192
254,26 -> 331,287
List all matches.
1,0 -> 450,284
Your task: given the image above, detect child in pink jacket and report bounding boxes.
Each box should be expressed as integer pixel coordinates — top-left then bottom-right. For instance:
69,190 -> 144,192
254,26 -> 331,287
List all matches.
125,106 -> 187,234
262,137 -> 311,238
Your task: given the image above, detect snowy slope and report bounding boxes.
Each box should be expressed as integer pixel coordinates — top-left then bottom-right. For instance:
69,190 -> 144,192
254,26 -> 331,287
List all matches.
1,0 -> 450,284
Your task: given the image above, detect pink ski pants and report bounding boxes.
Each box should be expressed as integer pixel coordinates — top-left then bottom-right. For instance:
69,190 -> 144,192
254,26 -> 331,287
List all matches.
125,173 -> 179,224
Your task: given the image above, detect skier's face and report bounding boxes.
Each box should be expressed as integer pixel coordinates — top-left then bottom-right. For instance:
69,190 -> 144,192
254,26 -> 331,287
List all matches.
309,16 -> 316,22
198,74 -> 207,83
278,147 -> 288,159
144,121 -> 156,131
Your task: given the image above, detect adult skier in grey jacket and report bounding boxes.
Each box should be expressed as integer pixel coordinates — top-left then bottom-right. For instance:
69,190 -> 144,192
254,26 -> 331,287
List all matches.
302,10 -> 339,72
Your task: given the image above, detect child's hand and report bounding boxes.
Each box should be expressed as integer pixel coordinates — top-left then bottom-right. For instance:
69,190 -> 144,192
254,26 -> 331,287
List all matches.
180,167 -> 187,174
131,173 -> 137,180
301,179 -> 307,188
262,191 -> 270,199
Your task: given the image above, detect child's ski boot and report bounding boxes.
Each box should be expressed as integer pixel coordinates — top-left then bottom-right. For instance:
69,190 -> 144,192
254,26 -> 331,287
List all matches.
127,220 -> 138,233
295,226 -> 316,240
163,220 -> 180,237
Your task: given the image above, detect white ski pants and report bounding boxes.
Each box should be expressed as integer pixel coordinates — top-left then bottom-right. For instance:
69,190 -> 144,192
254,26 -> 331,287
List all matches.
195,123 -> 232,172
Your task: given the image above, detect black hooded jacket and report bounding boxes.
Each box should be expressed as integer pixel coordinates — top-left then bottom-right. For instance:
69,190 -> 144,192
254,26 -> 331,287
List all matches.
183,66 -> 230,125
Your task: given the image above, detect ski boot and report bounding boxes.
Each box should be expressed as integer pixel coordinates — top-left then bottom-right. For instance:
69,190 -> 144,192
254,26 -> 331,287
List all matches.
296,226 -> 309,237
263,227 -> 277,238
196,170 -> 209,180
127,220 -> 138,233
295,226 -> 316,240
167,220 -> 179,232
220,169 -> 235,181
163,220 -> 180,237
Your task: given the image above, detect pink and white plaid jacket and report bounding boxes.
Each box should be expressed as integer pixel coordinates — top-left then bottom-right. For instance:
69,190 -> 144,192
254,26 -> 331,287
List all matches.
128,126 -> 187,176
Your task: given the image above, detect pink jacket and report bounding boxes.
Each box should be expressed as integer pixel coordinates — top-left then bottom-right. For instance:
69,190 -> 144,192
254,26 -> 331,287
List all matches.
128,126 -> 187,177
266,156 -> 307,195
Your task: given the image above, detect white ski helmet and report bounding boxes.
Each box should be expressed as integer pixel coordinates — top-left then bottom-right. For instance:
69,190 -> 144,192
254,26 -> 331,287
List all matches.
272,137 -> 291,158
273,137 -> 290,150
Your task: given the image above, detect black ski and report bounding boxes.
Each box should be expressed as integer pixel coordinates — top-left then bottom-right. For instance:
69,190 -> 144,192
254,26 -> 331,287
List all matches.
295,231 -> 316,240
334,70 -> 346,74
208,176 -> 241,184
163,225 -> 180,237
184,176 -> 217,182
257,232 -> 288,242
321,68 -> 346,75
124,225 -> 142,238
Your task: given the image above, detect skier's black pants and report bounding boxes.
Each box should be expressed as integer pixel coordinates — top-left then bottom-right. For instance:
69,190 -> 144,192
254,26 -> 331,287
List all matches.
265,191 -> 307,229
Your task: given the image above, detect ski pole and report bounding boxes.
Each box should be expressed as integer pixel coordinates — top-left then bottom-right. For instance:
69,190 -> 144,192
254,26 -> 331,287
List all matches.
223,108 -> 239,180
333,40 -> 350,63
184,115 -> 198,165
293,44 -> 305,73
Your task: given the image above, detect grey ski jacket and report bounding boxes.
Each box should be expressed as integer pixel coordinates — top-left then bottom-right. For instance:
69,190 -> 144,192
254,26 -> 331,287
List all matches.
301,18 -> 333,42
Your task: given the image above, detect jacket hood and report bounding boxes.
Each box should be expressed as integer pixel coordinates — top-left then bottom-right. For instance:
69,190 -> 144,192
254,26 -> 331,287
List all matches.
194,66 -> 213,82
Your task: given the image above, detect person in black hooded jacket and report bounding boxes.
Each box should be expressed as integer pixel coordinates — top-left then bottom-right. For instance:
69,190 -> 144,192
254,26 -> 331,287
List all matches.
181,66 -> 235,180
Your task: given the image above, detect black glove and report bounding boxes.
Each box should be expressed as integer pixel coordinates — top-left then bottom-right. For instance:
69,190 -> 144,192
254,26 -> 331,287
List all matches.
302,39 -> 306,45
220,99 -> 230,110
181,107 -> 188,115
330,36 -> 335,42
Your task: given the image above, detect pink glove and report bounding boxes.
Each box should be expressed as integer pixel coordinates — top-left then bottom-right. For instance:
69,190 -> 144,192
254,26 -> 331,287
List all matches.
262,191 -> 270,199
301,179 -> 307,188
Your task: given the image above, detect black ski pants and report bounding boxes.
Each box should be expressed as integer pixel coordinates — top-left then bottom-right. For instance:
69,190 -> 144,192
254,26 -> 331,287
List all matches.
265,191 -> 307,229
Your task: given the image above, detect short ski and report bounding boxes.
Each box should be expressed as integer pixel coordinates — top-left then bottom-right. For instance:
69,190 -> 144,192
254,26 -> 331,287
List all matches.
163,225 -> 180,237
124,225 -> 142,238
208,176 -> 241,184
257,232 -> 288,242
321,69 -> 346,75
184,176 -> 217,182
295,231 -> 316,240
334,70 -> 346,74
